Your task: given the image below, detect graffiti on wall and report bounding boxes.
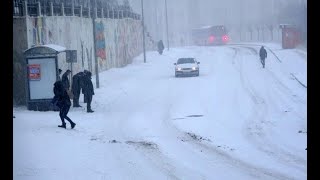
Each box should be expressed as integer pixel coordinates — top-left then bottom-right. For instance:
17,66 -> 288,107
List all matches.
95,21 -> 106,60
95,19 -> 143,70
32,18 -> 48,46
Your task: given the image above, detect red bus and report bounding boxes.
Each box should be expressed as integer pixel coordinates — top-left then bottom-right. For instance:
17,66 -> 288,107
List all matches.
192,25 -> 229,46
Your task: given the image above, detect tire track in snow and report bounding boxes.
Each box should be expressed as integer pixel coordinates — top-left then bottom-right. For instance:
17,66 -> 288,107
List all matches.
92,46 -> 303,179
158,46 -> 303,179
230,45 -> 305,105
157,74 -> 293,180
160,102 -> 292,180
227,43 -> 282,62
98,83 -> 187,179
290,73 -> 307,88
229,47 -> 238,65
125,140 -> 180,180
234,47 -> 306,177
238,46 -> 258,55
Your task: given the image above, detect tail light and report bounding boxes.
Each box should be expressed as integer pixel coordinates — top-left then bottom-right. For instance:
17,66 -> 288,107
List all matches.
222,35 -> 229,42
209,35 -> 215,43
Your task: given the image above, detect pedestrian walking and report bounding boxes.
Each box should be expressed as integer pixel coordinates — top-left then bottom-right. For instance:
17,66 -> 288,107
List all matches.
51,80 -> 76,129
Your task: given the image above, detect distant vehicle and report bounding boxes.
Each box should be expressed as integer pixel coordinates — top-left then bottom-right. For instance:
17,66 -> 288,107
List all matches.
192,25 -> 229,46
174,58 -> 200,77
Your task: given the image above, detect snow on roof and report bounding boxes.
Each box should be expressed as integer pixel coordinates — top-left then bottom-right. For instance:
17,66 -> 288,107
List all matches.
41,44 -> 66,52
200,25 -> 213,29
193,25 -> 225,30
24,44 -> 66,53
279,24 -> 296,28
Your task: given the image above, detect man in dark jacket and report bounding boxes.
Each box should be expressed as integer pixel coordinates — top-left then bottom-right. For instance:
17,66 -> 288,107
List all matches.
62,69 -> 71,90
82,70 -> 90,103
157,40 -> 165,55
52,81 -> 76,129
82,71 -> 94,113
72,71 -> 85,107
259,46 -> 267,68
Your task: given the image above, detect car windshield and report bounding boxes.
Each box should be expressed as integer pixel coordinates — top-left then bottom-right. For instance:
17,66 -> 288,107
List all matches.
177,58 -> 195,64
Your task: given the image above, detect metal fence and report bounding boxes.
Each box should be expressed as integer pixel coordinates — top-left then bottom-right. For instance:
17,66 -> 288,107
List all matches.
13,0 -> 141,20
13,0 -> 24,16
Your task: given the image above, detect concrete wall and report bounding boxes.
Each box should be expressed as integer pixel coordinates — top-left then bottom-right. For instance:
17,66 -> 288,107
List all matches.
13,16 -> 145,105
25,17 -> 95,74
13,17 -> 28,106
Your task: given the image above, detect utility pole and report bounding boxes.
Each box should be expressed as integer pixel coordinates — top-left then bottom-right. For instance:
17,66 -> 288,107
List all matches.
92,0 -> 99,88
165,0 -> 169,50
141,0 -> 146,63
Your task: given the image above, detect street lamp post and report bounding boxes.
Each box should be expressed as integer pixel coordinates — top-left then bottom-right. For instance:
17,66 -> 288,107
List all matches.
92,0 -> 99,88
165,0 -> 169,50
141,0 -> 146,63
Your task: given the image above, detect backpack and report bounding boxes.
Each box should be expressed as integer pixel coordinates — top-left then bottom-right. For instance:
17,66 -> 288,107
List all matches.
51,81 -> 63,106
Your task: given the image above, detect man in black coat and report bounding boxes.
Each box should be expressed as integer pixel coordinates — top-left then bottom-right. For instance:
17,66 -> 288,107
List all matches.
259,46 -> 267,68
82,71 -> 94,113
82,70 -> 90,103
72,71 -> 85,107
62,69 -> 71,90
52,81 -> 76,129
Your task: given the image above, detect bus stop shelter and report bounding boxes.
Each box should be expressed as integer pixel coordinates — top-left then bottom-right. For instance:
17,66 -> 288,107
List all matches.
24,44 -> 66,111
279,24 -> 301,49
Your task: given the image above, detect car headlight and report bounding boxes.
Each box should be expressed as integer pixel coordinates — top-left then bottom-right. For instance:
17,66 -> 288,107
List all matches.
192,67 -> 197,70
176,67 -> 182,71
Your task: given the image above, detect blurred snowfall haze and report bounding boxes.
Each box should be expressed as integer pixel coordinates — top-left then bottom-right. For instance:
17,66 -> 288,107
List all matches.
127,0 -> 307,46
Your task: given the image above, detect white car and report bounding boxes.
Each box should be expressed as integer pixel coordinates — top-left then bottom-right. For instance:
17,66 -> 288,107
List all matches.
174,58 -> 200,77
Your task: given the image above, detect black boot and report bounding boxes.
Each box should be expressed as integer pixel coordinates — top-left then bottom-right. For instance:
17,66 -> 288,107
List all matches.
70,122 -> 76,129
58,123 -> 66,129
73,98 -> 82,107
87,109 -> 94,113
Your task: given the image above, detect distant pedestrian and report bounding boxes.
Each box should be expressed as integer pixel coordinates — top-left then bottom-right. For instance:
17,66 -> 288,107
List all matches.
157,40 -> 165,55
82,71 -> 94,113
259,46 -> 267,68
51,80 -> 76,129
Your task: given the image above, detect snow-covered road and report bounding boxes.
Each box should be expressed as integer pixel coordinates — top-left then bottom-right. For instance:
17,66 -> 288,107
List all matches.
13,43 -> 307,180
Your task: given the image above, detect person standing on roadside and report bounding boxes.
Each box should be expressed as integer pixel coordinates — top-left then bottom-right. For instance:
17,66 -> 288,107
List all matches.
259,46 -> 267,68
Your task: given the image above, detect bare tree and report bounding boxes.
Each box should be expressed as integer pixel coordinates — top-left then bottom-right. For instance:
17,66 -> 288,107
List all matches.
256,25 -> 260,41
248,25 -> 253,41
268,25 -> 273,41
